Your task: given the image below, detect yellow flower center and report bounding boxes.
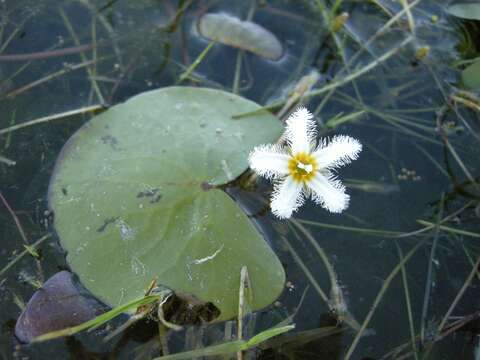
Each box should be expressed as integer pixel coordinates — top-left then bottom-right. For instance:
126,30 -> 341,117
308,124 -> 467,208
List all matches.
288,152 -> 317,183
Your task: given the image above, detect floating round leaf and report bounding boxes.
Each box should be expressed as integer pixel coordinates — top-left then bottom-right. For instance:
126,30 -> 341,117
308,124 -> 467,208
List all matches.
197,13 -> 283,61
447,3 -> 480,21
48,87 -> 285,321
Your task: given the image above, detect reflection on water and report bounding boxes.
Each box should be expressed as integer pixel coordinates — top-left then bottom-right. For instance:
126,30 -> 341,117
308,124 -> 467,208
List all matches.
1,0 -> 479,359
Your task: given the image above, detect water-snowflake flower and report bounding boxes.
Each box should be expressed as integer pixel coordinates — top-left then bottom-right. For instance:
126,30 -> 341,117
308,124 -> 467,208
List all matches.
248,107 -> 362,219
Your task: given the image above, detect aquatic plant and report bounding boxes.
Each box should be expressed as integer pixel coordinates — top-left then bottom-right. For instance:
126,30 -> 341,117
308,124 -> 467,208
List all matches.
0,1 -> 479,359
47,87 -> 286,322
249,107 -> 362,218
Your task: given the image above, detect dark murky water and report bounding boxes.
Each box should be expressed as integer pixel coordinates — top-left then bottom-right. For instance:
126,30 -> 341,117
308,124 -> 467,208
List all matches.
1,1 -> 479,359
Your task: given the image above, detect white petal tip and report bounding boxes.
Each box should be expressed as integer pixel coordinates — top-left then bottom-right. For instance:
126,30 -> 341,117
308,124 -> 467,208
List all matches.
333,135 -> 362,157
324,194 -> 349,213
285,107 -> 317,154
314,135 -> 362,169
290,106 -> 313,120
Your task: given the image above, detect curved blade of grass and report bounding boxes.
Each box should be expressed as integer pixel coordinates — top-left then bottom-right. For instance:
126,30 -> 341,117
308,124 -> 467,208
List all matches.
0,105 -> 104,136
296,219 -> 402,237
420,195 -> 444,346
324,110 -> 365,129
395,242 -> 419,360
264,325 -> 344,349
416,220 -> 480,239
289,219 -> 362,331
155,325 -> 295,360
244,325 -> 295,348
32,293 -> 164,343
176,41 -> 214,84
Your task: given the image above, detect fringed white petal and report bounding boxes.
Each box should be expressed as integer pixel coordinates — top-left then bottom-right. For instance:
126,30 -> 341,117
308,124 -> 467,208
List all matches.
307,171 -> 349,213
285,107 -> 317,154
248,144 -> 290,179
271,176 -> 304,219
313,135 -> 362,169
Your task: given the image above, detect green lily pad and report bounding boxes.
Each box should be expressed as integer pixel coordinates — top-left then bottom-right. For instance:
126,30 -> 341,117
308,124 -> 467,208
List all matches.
462,59 -> 480,90
48,87 -> 285,321
447,3 -> 480,21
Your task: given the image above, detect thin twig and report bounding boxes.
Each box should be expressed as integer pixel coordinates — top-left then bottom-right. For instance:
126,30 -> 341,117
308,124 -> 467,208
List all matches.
233,36 -> 413,118
422,256 -> 480,357
232,1 -> 256,95
4,59 -> 98,99
437,256 -> 480,332
0,192 -> 45,282
435,312 -> 480,342
399,0 -> 416,34
395,242 -> 419,360
420,194 -> 444,346
59,7 -> 105,104
416,220 -> 480,239
0,154 -> 15,166
0,192 -> 29,244
395,201 -> 475,239
0,234 -> 50,278
77,0 -> 124,69
176,41 -> 214,84
0,105 -> 104,136
232,51 -> 244,95
0,44 -> 95,61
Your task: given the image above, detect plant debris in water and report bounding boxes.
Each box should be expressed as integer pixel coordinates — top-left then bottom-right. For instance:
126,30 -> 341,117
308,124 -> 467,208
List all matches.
0,0 -> 479,359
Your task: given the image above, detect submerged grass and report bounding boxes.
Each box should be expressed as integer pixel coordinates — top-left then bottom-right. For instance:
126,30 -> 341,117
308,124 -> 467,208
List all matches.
0,233 -> 50,279
344,239 -> 427,359
58,7 -> 105,104
32,293 -> 166,343
420,195 -> 444,346
421,255 -> 480,358
0,105 -> 104,135
1,0 -> 479,359
176,41 -> 215,85
289,219 -> 362,332
396,242 -> 419,360
233,36 -> 413,119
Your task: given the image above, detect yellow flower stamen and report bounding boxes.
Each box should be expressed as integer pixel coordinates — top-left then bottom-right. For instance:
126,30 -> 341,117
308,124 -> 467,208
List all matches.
288,152 -> 317,183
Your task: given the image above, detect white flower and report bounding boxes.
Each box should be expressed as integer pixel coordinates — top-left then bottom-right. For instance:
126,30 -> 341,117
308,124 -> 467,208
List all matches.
248,107 -> 362,219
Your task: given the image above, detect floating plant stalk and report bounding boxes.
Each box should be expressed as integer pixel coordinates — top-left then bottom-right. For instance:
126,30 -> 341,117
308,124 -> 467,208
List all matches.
0,105 -> 104,136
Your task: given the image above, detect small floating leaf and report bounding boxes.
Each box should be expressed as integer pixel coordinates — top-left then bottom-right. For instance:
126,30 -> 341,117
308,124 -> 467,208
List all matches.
15,271 -> 104,343
197,13 -> 283,61
48,87 -> 285,322
462,59 -> 480,90
447,3 -> 480,21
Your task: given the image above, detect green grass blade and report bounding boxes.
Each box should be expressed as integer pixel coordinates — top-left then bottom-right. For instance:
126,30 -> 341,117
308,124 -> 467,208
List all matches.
32,294 -> 162,343
155,325 -> 295,359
